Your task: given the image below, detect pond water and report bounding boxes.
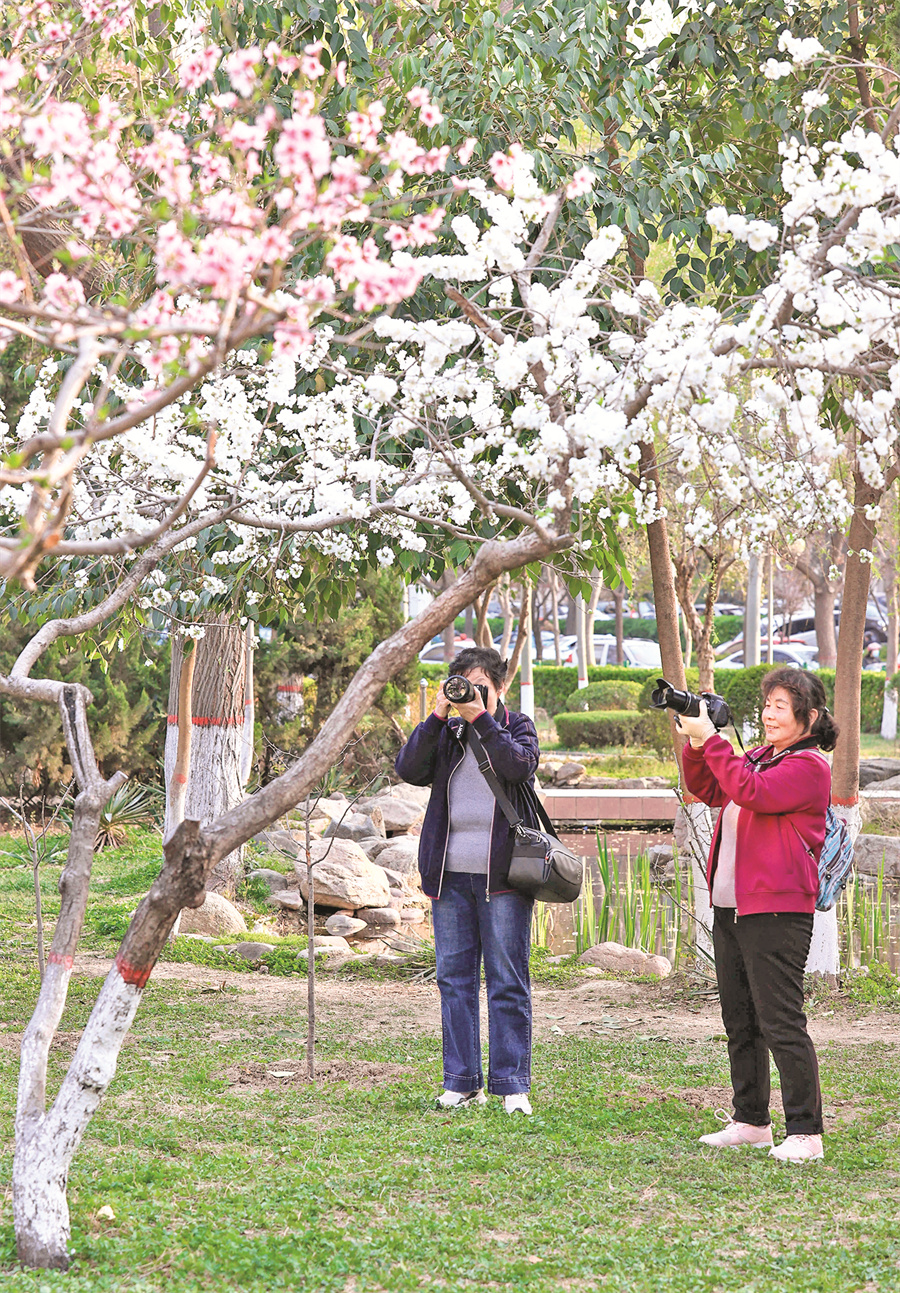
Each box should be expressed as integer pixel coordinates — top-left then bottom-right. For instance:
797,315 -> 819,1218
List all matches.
533,829 -> 900,972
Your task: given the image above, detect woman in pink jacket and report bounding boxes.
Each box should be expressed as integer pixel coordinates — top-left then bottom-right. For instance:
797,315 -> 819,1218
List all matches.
678,667 -> 838,1164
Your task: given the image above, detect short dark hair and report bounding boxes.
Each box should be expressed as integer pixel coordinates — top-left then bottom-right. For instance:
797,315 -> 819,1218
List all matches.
448,646 -> 508,691
760,667 -> 839,752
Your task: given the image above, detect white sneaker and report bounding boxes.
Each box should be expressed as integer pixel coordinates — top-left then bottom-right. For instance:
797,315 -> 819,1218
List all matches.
435,1089 -> 487,1109
770,1134 -> 824,1163
699,1119 -> 773,1149
503,1094 -> 532,1116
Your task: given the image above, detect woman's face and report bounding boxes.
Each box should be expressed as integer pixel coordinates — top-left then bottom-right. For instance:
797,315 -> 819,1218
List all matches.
463,667 -> 503,714
762,685 -> 817,752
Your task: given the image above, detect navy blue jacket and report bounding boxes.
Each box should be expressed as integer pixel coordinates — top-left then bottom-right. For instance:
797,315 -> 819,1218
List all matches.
395,706 -> 541,898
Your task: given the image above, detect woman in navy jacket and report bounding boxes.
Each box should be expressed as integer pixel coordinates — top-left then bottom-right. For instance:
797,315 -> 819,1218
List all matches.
396,646 -> 539,1115
679,667 -> 838,1163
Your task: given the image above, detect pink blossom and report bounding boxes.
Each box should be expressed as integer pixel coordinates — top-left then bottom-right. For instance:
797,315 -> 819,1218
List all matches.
154,221 -> 198,287
0,55 -> 24,91
386,225 -> 408,250
406,87 -> 430,108
0,270 -> 24,304
275,113 -> 331,179
457,137 -> 477,166
489,149 -> 518,191
43,22 -> 72,41
195,231 -> 256,298
566,167 -> 594,199
178,43 -> 221,91
224,47 -> 261,98
301,41 -> 325,79
406,209 -> 443,247
419,103 -> 443,128
258,226 -> 292,264
328,155 -> 370,197
335,61 -> 347,87
43,273 -> 86,313
420,146 -> 450,176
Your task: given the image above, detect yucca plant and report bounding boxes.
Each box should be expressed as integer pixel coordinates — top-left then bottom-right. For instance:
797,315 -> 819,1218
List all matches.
93,784 -> 162,850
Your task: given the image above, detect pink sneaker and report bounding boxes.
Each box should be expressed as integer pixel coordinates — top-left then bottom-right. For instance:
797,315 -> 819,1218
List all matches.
699,1118 -> 773,1149
770,1134 -> 824,1163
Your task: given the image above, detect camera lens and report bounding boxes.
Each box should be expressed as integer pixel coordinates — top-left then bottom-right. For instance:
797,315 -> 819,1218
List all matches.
444,675 -> 475,704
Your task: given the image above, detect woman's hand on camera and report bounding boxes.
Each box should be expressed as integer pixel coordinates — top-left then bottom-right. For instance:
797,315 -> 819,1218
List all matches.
675,700 -> 717,748
433,684 -> 452,720
453,696 -> 488,723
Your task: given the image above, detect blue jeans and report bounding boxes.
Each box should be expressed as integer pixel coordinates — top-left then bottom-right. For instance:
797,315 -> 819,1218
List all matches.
431,873 -> 532,1095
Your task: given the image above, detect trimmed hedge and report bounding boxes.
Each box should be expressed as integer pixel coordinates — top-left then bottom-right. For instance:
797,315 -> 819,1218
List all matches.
563,680 -> 643,712
417,663 -> 660,716
718,666 -> 885,734
554,710 -> 652,749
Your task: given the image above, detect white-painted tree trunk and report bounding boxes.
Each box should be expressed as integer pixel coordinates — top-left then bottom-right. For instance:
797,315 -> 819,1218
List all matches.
14,963 -> 143,1268
676,800 -> 714,959
881,685 -> 897,742
164,621 -> 246,895
240,625 -> 255,788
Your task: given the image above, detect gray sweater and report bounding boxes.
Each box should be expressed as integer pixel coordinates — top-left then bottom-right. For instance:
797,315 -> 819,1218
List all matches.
444,741 -> 496,874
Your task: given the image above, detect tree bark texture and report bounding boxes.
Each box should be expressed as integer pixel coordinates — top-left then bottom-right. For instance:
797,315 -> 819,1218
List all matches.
164,621 -> 246,895
795,534 -> 843,669
832,472 -> 882,806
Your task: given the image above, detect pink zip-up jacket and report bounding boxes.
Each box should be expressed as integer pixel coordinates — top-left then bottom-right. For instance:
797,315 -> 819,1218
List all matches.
682,733 -> 831,915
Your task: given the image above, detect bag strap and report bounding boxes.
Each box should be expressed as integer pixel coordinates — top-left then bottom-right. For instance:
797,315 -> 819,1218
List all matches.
465,725 -> 559,839
464,724 -> 525,829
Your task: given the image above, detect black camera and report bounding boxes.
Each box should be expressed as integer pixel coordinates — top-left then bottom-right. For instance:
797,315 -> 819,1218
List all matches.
649,677 -> 732,730
443,675 -> 489,707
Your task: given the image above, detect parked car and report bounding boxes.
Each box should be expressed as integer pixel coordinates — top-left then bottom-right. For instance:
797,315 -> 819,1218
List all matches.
716,644 -> 819,670
493,632 -> 577,664
418,636 -> 477,662
591,635 -> 662,668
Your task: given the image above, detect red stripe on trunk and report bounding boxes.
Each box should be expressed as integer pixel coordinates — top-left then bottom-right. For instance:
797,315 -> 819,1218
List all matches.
831,794 -> 859,807
115,955 -> 153,989
166,716 -> 244,727
48,952 -> 74,970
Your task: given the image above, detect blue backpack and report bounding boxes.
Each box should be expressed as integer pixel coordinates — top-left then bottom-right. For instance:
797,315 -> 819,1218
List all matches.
790,807 -> 855,912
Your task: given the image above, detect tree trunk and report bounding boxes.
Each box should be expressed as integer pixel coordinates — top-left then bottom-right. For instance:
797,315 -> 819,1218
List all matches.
550,570 -> 562,665
275,673 -> 305,721
164,620 -> 246,896
240,625 -> 255,788
812,580 -> 838,669
575,592 -> 588,688
613,584 -> 625,666
882,557 -> 898,740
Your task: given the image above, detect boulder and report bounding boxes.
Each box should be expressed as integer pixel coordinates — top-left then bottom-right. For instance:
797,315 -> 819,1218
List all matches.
324,808 -> 387,842
247,868 -> 293,895
401,908 -> 427,924
372,781 -> 431,808
858,758 -> 900,788
648,845 -> 675,877
313,935 -> 351,952
295,839 -> 391,910
357,836 -> 389,859
871,774 -> 900,792
357,906 -> 402,930
179,892 -> 247,938
578,941 -> 672,978
366,838 -> 398,861
860,793 -> 900,835
371,837 -> 420,879
852,833 -> 900,878
227,941 -> 276,961
254,828 -> 305,859
356,797 -> 425,833
325,912 -> 368,937
380,866 -> 409,891
555,761 -> 585,786
266,889 -> 304,911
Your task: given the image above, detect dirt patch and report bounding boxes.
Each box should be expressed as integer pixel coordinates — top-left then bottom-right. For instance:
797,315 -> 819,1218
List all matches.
69,955 -> 900,1048
217,1058 -> 412,1090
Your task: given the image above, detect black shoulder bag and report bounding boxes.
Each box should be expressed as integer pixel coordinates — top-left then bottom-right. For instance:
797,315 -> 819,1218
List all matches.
466,726 -> 583,903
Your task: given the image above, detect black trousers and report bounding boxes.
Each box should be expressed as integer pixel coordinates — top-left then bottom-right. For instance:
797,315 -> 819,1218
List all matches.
712,908 -> 823,1136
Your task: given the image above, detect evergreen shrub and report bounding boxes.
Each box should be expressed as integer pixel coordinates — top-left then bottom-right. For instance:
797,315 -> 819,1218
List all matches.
554,710 -> 652,749
563,680 -> 643,712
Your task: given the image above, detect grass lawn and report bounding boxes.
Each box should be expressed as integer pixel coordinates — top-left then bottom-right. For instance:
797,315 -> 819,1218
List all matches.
1,835 -> 900,1291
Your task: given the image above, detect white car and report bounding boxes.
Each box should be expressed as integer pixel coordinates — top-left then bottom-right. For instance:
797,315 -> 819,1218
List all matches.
716,644 -> 819,670
418,636 -> 477,663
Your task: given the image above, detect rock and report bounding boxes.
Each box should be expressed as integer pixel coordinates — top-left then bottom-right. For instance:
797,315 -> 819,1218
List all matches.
860,794 -> 900,834
380,866 -> 409,891
357,906 -> 402,930
371,837 -> 420,879
266,889 -> 304,910
389,886 -> 405,905
578,941 -> 672,978
179,892 -> 247,938
371,781 -> 432,808
556,761 -> 585,785
254,828 -> 304,859
648,845 -> 675,877
858,758 -> 900,788
247,868 -> 293,895
401,908 -> 427,923
179,932 -> 214,943
871,774 -> 900,792
366,838 -> 397,861
325,912 -> 368,936
324,810 -> 387,843
852,833 -> 900,877
313,935 -> 351,952
356,797 -> 425,833
295,839 -> 391,909
228,941 -> 276,961
373,952 -> 406,966
357,836 -> 389,859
